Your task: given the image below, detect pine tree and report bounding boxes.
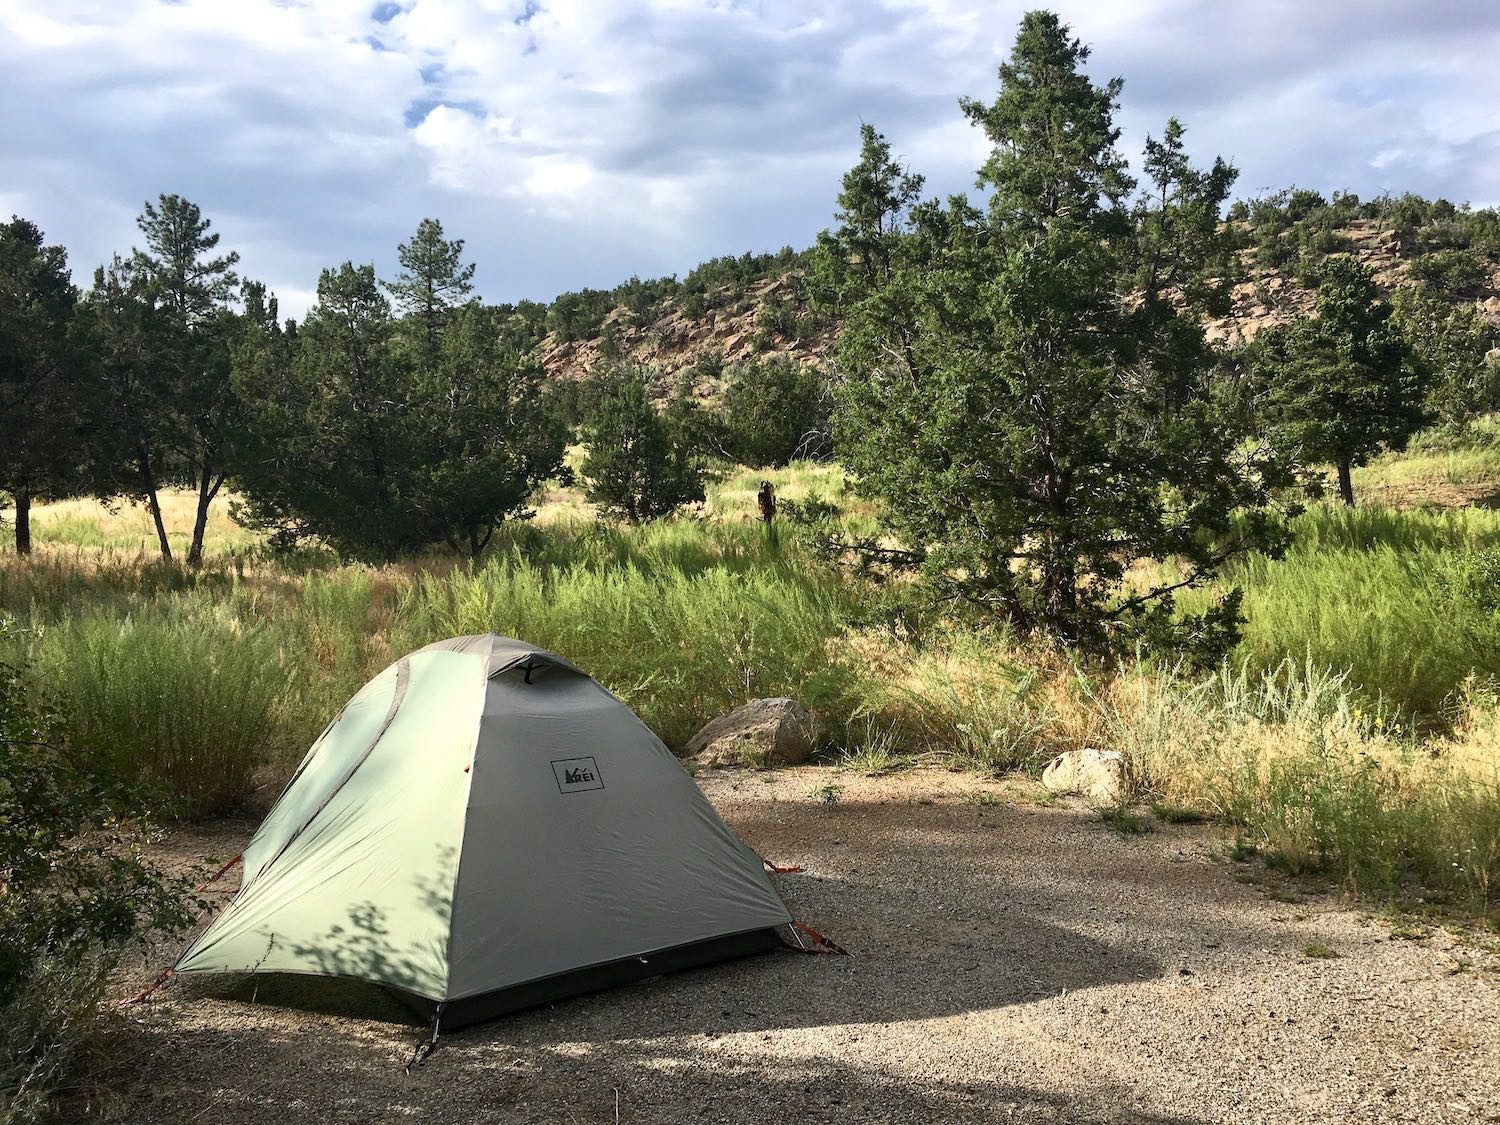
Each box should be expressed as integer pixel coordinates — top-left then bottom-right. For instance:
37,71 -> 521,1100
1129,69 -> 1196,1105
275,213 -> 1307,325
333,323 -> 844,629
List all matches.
820,10 -> 1287,653
131,194 -> 241,565
0,217 -> 82,554
581,367 -> 704,522
233,269 -> 566,560
385,218 -> 475,372
1256,255 -> 1426,505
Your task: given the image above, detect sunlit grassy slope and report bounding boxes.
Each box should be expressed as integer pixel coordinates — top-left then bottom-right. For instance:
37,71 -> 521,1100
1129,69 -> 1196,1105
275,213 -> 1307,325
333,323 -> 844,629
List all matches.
2,434 -> 1498,912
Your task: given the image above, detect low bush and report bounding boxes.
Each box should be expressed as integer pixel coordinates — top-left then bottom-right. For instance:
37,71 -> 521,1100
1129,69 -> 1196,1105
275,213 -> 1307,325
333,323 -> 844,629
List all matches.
1,622 -> 195,1122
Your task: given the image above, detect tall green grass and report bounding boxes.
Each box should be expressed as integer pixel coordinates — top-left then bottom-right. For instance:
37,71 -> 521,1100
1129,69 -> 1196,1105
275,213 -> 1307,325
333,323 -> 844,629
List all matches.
1091,658 -> 1500,909
1180,505 -> 1500,721
31,615 -> 297,817
4,461 -> 1500,914
398,552 -> 861,746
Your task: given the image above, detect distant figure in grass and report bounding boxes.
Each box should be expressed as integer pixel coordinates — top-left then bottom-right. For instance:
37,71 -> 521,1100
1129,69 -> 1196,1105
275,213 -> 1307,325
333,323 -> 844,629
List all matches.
757,479 -> 778,548
757,480 -> 776,524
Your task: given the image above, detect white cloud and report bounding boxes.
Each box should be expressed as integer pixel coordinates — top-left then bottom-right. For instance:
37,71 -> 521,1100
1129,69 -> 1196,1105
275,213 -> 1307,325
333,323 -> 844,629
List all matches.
2,0 -> 1498,316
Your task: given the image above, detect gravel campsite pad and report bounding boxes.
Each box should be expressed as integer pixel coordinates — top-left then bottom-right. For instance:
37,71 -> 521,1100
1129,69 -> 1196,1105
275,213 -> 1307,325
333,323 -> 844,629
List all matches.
120,768 -> 1499,1124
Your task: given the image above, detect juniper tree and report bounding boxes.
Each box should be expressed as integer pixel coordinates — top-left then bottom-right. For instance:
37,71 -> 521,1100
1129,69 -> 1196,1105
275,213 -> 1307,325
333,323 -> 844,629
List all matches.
581,366 -> 704,522
407,303 -> 568,556
0,218 -> 82,554
819,10 -> 1288,654
232,262 -> 418,562
233,268 -> 566,560
1255,255 -> 1425,505
1391,287 -> 1499,425
720,357 -> 832,467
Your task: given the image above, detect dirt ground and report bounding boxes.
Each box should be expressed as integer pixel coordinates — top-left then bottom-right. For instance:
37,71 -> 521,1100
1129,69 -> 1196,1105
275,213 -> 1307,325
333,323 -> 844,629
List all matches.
114,767 -> 1500,1125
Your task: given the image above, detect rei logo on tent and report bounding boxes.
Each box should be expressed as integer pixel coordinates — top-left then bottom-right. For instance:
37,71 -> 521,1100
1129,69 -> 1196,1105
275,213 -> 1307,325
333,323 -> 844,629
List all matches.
552,756 -> 604,793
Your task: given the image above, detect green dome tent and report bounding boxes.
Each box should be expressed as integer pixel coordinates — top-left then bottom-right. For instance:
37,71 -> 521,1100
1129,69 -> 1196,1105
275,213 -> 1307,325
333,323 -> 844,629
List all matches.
172,634 -> 805,1030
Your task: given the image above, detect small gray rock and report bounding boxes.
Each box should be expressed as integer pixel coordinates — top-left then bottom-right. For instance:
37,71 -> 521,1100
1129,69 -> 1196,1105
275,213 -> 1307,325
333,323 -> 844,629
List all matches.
684,698 -> 823,768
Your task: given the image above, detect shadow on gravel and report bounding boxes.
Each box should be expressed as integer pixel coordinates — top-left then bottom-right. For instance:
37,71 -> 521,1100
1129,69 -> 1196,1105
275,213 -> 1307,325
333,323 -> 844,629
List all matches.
125,1018 -> 1208,1125
179,877 -> 1157,1035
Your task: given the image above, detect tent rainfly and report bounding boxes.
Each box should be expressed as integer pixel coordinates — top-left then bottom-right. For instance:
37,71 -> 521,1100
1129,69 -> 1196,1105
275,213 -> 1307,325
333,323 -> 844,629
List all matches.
172,634 -> 816,1030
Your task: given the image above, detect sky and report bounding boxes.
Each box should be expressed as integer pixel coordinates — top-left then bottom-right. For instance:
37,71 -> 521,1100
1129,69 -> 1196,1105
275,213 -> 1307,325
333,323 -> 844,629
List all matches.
3,0 -> 1499,317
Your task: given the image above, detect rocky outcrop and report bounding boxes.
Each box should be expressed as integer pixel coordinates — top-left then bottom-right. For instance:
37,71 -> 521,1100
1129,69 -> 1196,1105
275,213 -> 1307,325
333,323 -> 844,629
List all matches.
537,216 -> 1499,398
538,275 -> 834,404
684,698 -> 824,769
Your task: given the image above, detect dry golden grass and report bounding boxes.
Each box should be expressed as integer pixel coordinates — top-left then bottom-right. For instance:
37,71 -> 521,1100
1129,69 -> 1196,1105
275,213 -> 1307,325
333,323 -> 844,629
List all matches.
7,490 -> 253,557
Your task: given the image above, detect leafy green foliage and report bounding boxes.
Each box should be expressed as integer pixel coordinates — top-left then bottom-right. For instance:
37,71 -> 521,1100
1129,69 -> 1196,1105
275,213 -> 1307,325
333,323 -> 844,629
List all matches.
1391,287 -> 1500,425
1254,256 -> 1426,504
819,11 -> 1288,654
0,218 -> 83,555
720,357 -> 832,466
233,261 -> 565,559
408,303 -> 569,555
580,366 -> 705,521
545,287 -> 613,342
1406,248 -> 1490,296
232,261 -> 413,559
612,274 -> 679,327
0,620 -> 195,1121
72,254 -> 180,558
680,247 -> 805,304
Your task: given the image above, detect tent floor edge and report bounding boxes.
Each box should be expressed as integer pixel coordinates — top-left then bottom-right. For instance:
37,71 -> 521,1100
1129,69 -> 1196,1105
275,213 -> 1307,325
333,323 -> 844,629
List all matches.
410,927 -> 785,1030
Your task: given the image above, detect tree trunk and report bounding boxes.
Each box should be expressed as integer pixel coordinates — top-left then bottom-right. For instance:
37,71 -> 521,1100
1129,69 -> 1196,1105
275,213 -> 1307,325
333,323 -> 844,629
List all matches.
138,445 -> 172,560
467,523 -> 495,559
1336,459 -> 1355,507
187,467 -> 222,568
13,484 -> 31,556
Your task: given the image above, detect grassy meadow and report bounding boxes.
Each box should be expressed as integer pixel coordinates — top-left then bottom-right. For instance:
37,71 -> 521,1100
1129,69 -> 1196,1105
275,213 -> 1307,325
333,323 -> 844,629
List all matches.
2,442 -> 1499,916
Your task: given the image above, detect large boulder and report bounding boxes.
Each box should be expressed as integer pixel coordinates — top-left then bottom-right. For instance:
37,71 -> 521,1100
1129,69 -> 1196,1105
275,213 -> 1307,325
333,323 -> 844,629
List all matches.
1041,748 -> 1126,805
684,698 -> 823,769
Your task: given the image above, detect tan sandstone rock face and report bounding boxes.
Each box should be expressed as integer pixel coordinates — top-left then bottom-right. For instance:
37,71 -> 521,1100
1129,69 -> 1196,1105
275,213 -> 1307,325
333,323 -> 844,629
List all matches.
684,698 -> 824,768
1041,747 -> 1126,805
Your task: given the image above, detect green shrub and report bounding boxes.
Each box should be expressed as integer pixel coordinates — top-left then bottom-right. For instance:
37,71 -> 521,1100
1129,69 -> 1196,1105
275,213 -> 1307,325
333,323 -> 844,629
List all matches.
1,623 -> 195,1122
1408,249 -> 1489,296
720,358 -> 832,467
581,367 -> 706,522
